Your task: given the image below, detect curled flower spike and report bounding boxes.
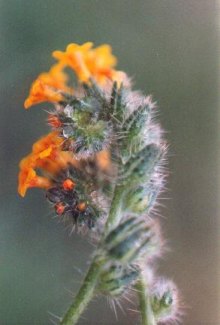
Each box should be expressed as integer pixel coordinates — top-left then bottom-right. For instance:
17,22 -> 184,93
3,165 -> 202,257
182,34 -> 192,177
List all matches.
18,41 -> 180,325
24,63 -> 73,109
52,42 -> 117,84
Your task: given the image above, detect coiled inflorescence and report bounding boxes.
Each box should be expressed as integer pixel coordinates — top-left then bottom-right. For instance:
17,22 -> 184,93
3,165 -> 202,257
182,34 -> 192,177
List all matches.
18,42 -> 180,324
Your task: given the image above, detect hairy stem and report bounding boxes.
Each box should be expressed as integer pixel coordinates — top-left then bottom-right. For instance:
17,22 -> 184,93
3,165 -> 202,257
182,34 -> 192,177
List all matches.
60,183 -> 124,325
60,259 -> 102,325
136,274 -> 156,325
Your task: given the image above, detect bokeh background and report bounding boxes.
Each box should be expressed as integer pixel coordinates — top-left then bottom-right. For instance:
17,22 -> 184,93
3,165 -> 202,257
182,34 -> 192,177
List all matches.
0,1 -> 219,324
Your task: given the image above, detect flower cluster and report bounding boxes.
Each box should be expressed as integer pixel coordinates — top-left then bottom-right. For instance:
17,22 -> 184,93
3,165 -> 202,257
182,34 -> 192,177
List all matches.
18,42 -> 181,324
18,131 -> 74,197
24,42 -> 122,109
19,42 -> 119,229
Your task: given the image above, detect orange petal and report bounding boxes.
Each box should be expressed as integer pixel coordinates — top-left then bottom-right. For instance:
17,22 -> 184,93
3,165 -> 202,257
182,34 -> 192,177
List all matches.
52,42 -> 117,84
24,64 -> 73,109
96,150 -> 111,171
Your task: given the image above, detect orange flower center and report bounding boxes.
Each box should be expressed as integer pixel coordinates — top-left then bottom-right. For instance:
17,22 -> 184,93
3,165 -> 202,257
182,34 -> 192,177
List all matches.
62,179 -> 76,191
55,202 -> 66,215
77,202 -> 86,212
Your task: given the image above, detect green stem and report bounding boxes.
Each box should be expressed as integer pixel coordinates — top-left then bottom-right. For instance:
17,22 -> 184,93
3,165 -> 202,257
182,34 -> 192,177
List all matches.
60,184 -> 125,325
104,184 -> 125,234
135,274 -> 157,325
60,259 -> 102,325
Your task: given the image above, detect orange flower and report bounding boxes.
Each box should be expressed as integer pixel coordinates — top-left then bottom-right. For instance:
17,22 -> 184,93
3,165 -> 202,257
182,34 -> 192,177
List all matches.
52,42 -> 117,84
24,63 -> 72,109
88,44 -> 117,83
31,131 -> 78,173
18,132 -> 77,197
18,167 -> 52,197
18,150 -> 53,197
32,131 -> 63,155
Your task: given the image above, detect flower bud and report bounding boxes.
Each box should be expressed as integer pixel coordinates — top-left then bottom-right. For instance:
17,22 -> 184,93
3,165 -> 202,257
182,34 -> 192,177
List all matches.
120,144 -> 163,187
119,99 -> 153,161
122,101 -> 151,137
56,87 -> 113,157
103,218 -> 160,264
110,82 -> 124,122
104,217 -> 144,248
150,278 -> 180,323
62,179 -> 76,191
46,170 -> 100,230
98,264 -> 139,297
55,202 -> 66,215
123,182 -> 160,214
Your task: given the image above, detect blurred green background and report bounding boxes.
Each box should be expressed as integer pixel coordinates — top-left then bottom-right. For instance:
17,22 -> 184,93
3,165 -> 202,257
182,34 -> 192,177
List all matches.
0,1 -> 219,324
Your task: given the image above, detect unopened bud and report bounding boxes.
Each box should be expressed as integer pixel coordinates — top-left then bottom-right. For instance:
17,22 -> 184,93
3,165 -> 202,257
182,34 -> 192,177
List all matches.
110,82 -> 124,122
62,178 -> 75,191
150,278 -> 179,323
77,202 -> 87,212
122,102 -> 151,137
120,144 -> 163,187
98,264 -> 139,297
124,182 -> 160,214
55,202 -> 66,215
104,217 -> 144,248
103,218 -> 160,264
48,114 -> 62,128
